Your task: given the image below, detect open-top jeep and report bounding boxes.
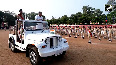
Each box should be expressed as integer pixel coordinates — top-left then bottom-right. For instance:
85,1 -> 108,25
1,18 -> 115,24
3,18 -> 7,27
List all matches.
8,20 -> 69,65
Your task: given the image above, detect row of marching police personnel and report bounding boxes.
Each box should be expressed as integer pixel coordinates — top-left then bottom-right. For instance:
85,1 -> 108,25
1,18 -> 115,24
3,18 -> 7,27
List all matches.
50,25 -> 116,44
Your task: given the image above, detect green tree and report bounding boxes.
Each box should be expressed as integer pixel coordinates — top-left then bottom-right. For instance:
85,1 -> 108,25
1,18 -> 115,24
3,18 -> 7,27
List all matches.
0,10 -> 16,27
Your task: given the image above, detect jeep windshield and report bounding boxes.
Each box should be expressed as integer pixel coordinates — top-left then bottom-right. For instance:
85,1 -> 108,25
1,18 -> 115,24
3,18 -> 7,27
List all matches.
24,22 -> 48,31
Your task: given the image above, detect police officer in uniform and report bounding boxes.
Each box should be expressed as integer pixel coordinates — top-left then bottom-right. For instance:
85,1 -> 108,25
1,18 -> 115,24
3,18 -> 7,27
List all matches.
74,26 -> 78,38
113,26 -> 116,39
77,26 -> 80,36
17,9 -> 25,43
60,26 -> 62,34
17,9 -> 24,30
81,26 -> 85,39
64,26 -> 68,35
112,26 -> 116,39
88,26 -> 92,44
98,27 -> 102,41
71,27 -> 74,35
93,27 -> 95,37
94,27 -> 97,38
68,26 -> 72,37
103,26 -> 108,39
108,26 -> 113,42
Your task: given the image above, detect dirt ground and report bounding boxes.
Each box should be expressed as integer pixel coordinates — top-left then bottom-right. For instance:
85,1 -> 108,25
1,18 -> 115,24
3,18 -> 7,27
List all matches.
0,30 -> 116,65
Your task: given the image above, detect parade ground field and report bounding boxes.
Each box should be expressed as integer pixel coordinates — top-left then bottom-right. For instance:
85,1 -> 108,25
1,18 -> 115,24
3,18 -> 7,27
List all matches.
0,30 -> 116,65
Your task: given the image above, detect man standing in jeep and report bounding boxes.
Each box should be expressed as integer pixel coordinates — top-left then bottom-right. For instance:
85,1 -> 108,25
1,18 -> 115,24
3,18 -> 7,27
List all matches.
35,12 -> 44,21
17,9 -> 24,30
17,9 -> 24,42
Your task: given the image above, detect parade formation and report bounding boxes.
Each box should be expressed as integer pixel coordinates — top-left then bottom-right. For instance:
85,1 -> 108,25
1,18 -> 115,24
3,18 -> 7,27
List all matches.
50,24 -> 116,43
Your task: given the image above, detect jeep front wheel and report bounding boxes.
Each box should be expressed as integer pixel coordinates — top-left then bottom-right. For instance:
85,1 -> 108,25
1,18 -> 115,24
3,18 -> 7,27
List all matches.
29,47 -> 41,65
10,40 -> 17,52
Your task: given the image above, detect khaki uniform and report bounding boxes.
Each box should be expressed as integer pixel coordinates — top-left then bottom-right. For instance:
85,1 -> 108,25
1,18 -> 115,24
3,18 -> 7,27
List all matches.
68,27 -> 72,37
108,28 -> 113,41
71,28 -> 75,35
94,28 -> 97,38
88,29 -> 92,43
93,28 -> 95,36
113,28 -> 116,39
60,27 -> 64,35
17,14 -> 24,42
64,27 -> 68,35
57,27 -> 60,33
91,28 -> 94,36
17,14 -> 24,30
74,27 -> 78,38
98,28 -> 101,41
104,28 -> 107,38
77,27 -> 80,36
112,28 -> 116,39
81,28 -> 85,39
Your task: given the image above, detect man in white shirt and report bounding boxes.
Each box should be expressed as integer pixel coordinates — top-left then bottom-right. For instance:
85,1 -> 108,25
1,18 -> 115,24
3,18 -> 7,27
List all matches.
35,12 -> 43,21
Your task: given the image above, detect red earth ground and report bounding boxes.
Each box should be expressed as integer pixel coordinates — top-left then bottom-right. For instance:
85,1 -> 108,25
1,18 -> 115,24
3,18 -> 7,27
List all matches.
0,30 -> 116,65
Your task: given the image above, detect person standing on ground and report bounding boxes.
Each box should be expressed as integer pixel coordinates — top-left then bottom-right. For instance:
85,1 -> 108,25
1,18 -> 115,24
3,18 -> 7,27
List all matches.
113,26 -> 116,39
74,26 -> 78,38
64,26 -> 68,35
68,26 -> 72,37
108,26 -> 113,42
77,26 -> 80,36
94,27 -> 97,38
98,27 -> 102,41
81,26 -> 85,39
103,26 -> 108,39
88,26 -> 92,44
112,26 -> 116,39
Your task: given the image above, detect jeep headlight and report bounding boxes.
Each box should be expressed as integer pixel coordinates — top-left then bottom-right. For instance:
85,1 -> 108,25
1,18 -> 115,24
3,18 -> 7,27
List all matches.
45,38 -> 49,44
64,40 -> 67,43
42,39 -> 44,41
45,39 -> 47,43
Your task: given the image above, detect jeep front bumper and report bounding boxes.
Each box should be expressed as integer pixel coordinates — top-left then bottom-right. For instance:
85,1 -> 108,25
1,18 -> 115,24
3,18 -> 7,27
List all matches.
38,45 -> 69,57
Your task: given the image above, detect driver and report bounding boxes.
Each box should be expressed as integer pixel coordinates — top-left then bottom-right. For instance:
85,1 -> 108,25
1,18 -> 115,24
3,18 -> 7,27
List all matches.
35,12 -> 43,21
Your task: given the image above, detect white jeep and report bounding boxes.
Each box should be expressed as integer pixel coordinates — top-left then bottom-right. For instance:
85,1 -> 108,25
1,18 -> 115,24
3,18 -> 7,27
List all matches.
8,20 -> 69,65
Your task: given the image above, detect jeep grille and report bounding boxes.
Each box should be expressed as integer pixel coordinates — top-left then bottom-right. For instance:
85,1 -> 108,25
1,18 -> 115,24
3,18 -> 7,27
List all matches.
50,37 -> 58,48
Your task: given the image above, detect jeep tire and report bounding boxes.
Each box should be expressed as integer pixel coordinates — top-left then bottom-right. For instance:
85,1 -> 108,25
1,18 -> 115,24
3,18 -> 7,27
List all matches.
10,40 -> 17,52
29,47 -> 41,65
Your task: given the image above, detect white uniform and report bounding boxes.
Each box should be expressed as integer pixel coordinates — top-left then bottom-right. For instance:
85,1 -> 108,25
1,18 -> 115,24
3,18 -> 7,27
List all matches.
35,15 -> 43,21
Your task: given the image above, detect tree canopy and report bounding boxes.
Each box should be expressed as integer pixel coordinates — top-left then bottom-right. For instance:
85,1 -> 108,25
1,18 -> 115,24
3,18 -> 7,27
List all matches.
47,5 -> 115,25
0,4 -> 115,28
0,11 -> 16,27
